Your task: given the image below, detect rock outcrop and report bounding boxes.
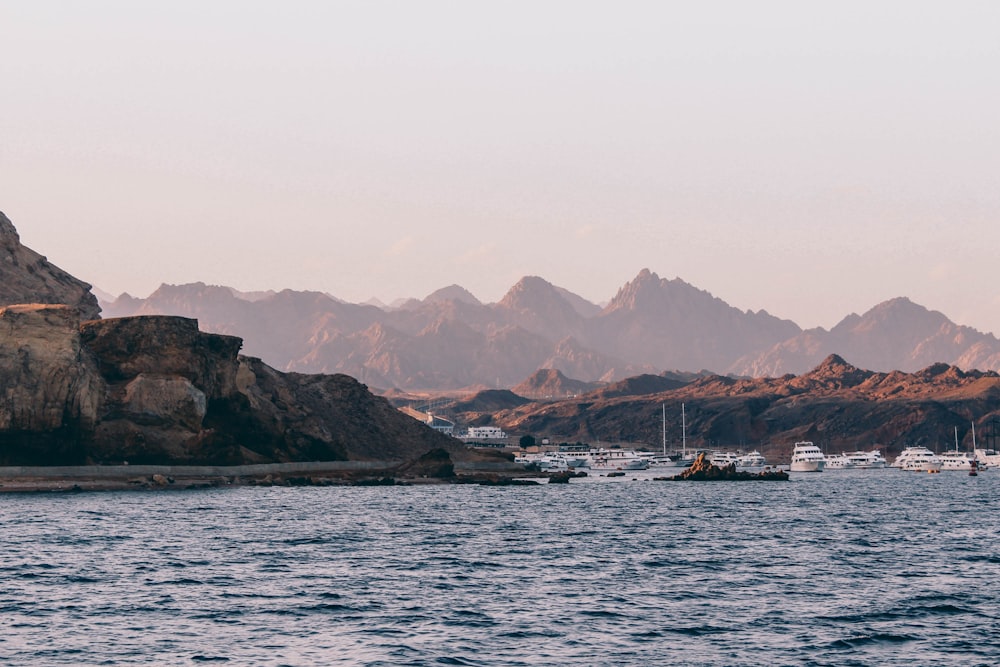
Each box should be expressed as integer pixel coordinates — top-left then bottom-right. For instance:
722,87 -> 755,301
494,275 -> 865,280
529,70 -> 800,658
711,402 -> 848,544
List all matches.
1,313 -> 462,466
0,304 -> 104,463
0,212 -> 460,467
666,452 -> 788,481
0,211 -> 100,319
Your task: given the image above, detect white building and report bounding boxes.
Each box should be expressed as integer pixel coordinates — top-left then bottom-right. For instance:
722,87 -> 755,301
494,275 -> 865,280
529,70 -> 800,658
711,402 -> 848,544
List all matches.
463,426 -> 507,440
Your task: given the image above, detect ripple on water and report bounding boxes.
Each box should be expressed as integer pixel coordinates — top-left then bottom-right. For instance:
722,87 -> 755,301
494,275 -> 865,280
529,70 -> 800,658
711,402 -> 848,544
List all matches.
0,475 -> 998,665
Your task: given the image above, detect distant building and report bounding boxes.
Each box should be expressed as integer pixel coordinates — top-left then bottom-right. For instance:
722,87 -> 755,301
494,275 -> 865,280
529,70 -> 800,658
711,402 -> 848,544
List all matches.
463,426 -> 507,440
399,406 -> 455,436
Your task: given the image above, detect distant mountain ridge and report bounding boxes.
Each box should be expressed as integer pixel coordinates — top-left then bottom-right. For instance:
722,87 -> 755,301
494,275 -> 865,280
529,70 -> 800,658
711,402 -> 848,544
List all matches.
488,354 -> 1000,461
100,270 -> 1000,392
729,297 -> 1000,377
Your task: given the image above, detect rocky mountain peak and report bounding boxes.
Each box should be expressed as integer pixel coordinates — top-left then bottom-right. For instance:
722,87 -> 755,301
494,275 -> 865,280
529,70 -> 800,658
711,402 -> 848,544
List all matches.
838,297 -> 947,334
604,268 -> 663,311
800,353 -> 873,388
498,276 -> 560,308
424,284 -> 482,306
0,211 -> 101,320
511,368 -> 599,398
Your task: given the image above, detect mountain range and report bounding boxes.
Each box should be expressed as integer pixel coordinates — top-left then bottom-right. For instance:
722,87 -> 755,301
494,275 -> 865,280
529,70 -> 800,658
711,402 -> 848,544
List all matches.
100,269 -> 1000,392
481,354 -> 1000,461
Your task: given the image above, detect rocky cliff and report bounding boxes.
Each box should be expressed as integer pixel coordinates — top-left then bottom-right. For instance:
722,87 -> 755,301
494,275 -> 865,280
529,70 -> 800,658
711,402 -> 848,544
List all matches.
0,309 -> 461,466
1,212 -> 464,466
1,211 -> 100,319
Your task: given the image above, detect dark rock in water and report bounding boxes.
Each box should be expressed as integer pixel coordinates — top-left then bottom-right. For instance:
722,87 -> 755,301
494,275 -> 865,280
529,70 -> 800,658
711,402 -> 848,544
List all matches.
667,452 -> 788,481
547,471 -> 589,484
394,448 -> 455,479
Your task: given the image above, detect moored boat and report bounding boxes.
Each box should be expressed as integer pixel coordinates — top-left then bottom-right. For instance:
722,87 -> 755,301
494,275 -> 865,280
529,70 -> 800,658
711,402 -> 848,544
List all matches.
975,448 -> 1000,468
824,453 -> 854,470
583,448 -> 650,471
708,451 -> 740,466
891,446 -> 942,472
737,450 -> 767,467
939,452 -> 979,472
844,449 -> 888,469
790,442 -> 825,472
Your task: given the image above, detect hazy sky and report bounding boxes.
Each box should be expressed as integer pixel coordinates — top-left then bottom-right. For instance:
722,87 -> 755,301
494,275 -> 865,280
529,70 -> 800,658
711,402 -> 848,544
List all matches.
3,2 -> 999,333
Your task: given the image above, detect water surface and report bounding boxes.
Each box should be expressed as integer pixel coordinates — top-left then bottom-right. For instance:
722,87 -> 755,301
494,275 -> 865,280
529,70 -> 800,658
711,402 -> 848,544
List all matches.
1,470 -> 998,665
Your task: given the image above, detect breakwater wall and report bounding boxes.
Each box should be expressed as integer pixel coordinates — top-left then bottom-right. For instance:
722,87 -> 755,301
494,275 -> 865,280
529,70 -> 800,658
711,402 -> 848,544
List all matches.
0,461 -> 403,479
0,460 -> 526,479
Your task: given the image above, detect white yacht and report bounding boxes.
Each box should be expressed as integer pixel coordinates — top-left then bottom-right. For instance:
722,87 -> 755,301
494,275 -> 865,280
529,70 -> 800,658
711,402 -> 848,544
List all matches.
824,453 -> 854,470
737,450 -> 767,467
975,448 -> 1000,468
939,452 -> 979,472
582,448 -> 650,471
891,447 -> 942,472
790,442 -> 825,472
708,451 -> 740,467
844,449 -> 888,469
515,452 -> 569,472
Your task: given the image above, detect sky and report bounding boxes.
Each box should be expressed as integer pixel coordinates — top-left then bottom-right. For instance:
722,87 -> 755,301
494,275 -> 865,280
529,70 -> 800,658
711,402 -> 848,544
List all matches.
2,1 -> 999,334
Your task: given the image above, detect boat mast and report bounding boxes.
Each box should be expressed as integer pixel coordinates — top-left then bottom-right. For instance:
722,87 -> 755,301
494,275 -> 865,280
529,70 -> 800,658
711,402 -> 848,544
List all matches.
955,426 -> 959,453
972,420 -> 977,451
681,403 -> 687,457
661,403 -> 667,457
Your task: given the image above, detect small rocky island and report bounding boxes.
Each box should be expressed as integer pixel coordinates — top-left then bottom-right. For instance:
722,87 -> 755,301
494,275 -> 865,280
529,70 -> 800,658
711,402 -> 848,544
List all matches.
662,453 -> 789,481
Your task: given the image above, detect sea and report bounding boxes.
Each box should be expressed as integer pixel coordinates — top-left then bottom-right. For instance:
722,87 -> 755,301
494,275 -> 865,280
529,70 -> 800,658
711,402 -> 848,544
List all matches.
1,470 -> 998,666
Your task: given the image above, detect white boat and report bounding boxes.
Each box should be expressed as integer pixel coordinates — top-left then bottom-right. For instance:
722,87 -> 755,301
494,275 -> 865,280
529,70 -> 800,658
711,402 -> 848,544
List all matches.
646,402 -> 696,468
824,453 -> 854,470
939,452 -> 979,472
708,451 -> 740,466
790,442 -> 825,472
582,448 -> 650,471
940,424 -> 986,472
975,448 -> 1000,468
737,450 -> 767,467
844,449 -> 888,469
939,422 -> 980,472
891,446 -> 942,472
515,452 -> 569,471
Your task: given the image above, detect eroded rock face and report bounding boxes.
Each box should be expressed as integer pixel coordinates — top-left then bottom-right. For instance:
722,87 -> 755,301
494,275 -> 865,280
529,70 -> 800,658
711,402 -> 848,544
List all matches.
0,304 -> 103,432
0,304 -> 104,463
122,374 -> 208,430
0,212 -> 101,320
80,316 -> 243,399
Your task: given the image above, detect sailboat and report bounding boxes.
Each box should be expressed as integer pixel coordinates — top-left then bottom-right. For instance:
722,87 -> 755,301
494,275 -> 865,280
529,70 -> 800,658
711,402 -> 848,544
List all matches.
647,403 -> 696,468
940,424 -> 980,472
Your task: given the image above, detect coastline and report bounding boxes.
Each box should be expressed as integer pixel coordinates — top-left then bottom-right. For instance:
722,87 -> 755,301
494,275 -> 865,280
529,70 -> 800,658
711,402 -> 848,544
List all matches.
0,460 -> 535,493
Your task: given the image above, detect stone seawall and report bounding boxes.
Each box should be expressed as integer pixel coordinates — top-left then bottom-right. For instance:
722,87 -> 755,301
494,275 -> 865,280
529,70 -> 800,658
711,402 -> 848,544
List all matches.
0,461 -> 403,479
0,459 -> 530,492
